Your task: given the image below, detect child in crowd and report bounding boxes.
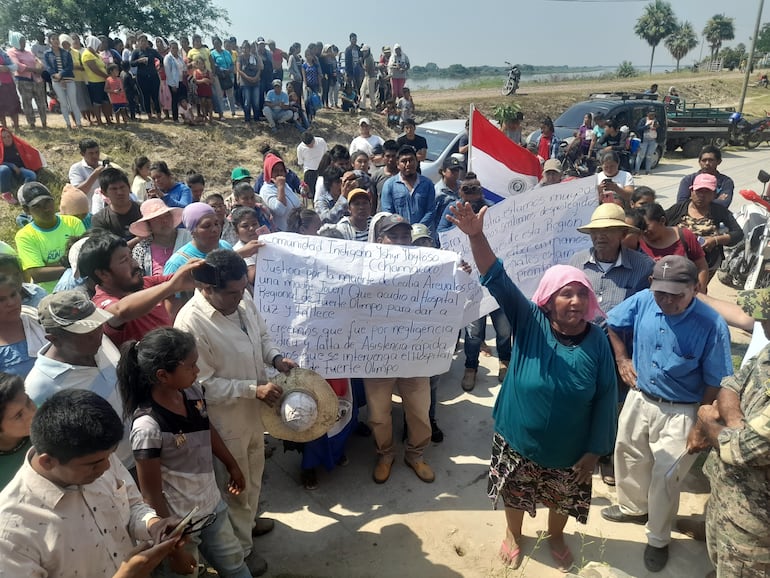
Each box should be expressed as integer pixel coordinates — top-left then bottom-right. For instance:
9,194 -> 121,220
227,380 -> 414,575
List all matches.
131,155 -> 151,200
105,64 -> 129,124
630,185 -> 655,208
178,98 -> 199,126
117,327 -> 252,578
397,87 -> 415,126
120,62 -> 139,120
192,57 -> 213,123
340,82 -> 359,113
0,373 -> 35,490
185,172 -> 205,202
286,83 -> 310,130
287,207 -> 322,235
230,206 -> 264,290
382,100 -> 399,128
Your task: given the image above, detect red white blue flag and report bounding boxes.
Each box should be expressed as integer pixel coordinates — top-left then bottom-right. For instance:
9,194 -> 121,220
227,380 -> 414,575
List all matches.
470,107 -> 542,203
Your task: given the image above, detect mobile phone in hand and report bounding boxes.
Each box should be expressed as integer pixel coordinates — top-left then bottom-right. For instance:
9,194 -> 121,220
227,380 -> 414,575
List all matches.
167,506 -> 199,539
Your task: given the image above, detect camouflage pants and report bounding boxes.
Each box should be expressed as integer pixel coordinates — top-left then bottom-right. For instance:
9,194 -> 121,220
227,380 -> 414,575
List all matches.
707,499 -> 770,577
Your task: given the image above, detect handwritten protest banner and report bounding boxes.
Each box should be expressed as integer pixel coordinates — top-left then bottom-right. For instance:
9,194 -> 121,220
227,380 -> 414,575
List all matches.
440,177 -> 597,323
254,233 -> 465,378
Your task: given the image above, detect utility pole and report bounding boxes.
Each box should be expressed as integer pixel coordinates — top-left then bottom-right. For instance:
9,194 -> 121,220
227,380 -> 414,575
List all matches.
739,0 -> 766,113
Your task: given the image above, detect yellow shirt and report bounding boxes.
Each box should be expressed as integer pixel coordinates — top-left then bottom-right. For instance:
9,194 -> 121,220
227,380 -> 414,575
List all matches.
81,49 -> 106,83
185,47 -> 211,72
70,48 -> 86,82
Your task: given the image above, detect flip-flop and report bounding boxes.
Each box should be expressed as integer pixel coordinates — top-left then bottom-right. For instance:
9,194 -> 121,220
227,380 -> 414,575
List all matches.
0,192 -> 17,205
499,540 -> 522,569
550,545 -> 574,573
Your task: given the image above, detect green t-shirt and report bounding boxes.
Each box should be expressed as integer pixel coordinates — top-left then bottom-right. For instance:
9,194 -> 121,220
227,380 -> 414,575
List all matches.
0,437 -> 30,491
14,215 -> 85,292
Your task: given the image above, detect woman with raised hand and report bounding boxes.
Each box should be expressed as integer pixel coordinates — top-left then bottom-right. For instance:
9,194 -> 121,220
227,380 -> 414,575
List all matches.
447,201 -> 618,573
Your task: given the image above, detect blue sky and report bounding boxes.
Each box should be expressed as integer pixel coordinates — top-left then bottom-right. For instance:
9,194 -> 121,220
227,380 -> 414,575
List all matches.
214,0 -> 765,68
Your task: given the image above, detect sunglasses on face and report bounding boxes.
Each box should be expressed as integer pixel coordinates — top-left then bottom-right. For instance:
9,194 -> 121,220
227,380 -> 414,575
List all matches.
460,185 -> 482,195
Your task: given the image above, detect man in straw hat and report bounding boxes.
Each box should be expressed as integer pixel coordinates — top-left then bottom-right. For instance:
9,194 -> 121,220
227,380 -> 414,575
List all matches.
685,286 -> 770,578
570,203 -> 654,486
175,249 -> 296,576
601,255 -> 732,572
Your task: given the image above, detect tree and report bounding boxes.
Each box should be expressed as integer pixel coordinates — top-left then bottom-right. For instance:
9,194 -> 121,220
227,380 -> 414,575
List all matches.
664,21 -> 698,72
757,23 -> 770,54
634,0 -> 678,74
0,0 -> 228,40
719,44 -> 747,71
703,14 -> 735,62
616,61 -> 639,78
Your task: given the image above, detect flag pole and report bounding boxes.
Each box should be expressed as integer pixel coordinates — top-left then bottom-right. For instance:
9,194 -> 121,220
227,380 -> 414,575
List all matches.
468,103 -> 475,173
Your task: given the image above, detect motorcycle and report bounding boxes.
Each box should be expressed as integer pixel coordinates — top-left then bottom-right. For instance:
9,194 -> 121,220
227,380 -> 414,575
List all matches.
718,170 -> 770,290
744,114 -> 770,149
719,112 -> 770,149
501,61 -> 520,96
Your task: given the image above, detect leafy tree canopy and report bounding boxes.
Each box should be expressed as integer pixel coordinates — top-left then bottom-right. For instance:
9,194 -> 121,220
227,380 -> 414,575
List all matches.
0,0 -> 229,40
703,14 -> 735,61
634,0 -> 678,74
664,21 -> 698,71
757,23 -> 770,54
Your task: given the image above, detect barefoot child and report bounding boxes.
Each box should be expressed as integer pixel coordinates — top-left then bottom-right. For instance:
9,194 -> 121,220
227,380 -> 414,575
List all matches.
117,327 -> 252,578
192,57 -> 212,123
178,97 -> 200,126
105,64 -> 129,124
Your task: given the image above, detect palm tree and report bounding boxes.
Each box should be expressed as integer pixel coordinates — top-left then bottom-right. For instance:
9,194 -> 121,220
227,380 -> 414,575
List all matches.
665,21 -> 698,72
703,14 -> 735,61
634,0 -> 679,74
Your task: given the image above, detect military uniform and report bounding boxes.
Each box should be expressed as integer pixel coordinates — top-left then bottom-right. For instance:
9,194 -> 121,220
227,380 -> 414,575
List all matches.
703,287 -> 770,576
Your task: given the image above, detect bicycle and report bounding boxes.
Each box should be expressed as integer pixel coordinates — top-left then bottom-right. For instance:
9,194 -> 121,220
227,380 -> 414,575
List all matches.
502,61 -> 520,96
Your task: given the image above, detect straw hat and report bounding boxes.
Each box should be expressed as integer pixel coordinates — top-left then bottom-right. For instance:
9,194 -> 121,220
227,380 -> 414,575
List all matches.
577,203 -> 639,234
129,199 -> 184,238
262,368 -> 339,442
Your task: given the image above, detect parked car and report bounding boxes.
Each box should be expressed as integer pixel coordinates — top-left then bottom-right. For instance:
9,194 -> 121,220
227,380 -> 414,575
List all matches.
414,119 -> 468,183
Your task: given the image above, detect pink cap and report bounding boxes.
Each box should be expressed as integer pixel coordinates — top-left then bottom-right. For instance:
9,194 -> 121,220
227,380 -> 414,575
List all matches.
692,173 -> 717,192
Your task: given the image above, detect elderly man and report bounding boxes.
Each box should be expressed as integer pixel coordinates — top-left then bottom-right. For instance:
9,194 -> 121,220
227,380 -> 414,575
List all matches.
675,144 -> 734,208
685,287 -> 770,578
363,214 -> 434,484
569,203 -> 654,316
24,290 -> 135,469
0,390 -> 182,578
601,255 -> 733,573
174,249 -> 296,576
380,145 -> 435,232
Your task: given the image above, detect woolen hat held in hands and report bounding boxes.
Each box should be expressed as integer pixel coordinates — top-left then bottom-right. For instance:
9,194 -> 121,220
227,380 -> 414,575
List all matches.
577,203 -> 639,234
649,255 -> 698,294
262,368 -> 339,442
38,290 -> 113,334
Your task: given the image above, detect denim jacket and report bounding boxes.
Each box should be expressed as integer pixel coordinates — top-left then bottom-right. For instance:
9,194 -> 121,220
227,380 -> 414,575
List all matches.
43,48 -> 74,78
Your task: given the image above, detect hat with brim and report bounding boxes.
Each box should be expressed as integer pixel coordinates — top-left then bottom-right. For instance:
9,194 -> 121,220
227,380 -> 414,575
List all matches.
129,198 -> 184,238
649,255 -> 698,294
347,188 -> 370,205
38,290 -> 114,334
577,203 -> 638,234
262,368 -> 339,442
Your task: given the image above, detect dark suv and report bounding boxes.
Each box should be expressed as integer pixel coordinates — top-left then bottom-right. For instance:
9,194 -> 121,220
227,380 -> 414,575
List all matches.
527,93 -> 668,169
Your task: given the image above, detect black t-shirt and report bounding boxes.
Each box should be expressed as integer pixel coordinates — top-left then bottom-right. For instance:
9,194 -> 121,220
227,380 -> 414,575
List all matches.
2,145 -> 24,167
397,134 -> 428,153
91,201 -> 142,240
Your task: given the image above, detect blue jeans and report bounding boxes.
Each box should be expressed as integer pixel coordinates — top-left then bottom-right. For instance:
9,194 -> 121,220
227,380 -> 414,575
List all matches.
0,164 -> 36,193
158,500 -> 250,578
464,308 -> 512,370
635,138 -> 657,173
240,84 -> 260,122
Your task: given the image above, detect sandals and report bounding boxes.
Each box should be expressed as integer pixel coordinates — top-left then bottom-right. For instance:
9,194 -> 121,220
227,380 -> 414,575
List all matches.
550,544 -> 574,573
499,540 -> 522,569
1,192 -> 17,205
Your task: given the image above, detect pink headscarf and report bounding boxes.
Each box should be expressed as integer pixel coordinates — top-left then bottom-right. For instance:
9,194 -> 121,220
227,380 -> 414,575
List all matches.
530,264 -> 605,321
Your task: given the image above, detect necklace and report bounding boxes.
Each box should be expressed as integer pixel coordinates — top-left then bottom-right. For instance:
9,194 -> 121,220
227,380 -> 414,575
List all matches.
0,437 -> 28,455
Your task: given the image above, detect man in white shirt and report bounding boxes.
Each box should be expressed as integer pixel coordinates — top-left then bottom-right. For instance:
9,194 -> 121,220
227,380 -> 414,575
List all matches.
349,117 -> 384,156
174,249 -> 296,576
296,131 -> 327,193
68,138 -> 128,213
24,290 -> 134,470
0,389 -> 182,578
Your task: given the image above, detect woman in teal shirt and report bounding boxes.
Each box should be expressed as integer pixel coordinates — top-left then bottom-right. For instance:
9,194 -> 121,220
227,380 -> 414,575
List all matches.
448,202 -> 617,573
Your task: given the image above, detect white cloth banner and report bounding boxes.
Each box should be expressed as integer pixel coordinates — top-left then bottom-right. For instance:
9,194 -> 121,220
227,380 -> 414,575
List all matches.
254,233 -> 465,378
439,177 -> 597,324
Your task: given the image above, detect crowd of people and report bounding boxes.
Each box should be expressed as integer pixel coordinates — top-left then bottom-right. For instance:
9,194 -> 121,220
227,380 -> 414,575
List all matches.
0,31 -> 415,131
0,32 -> 766,577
